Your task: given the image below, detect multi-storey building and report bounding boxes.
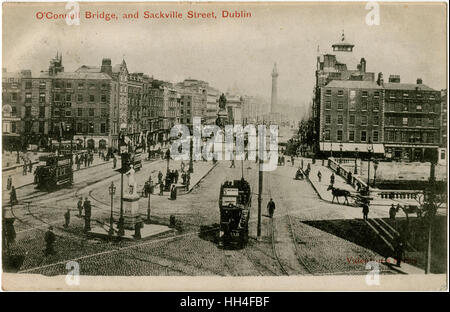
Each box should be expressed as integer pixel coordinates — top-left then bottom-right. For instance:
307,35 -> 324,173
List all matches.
441,89 -> 447,148
127,72 -> 143,145
383,76 -> 441,162
175,79 -> 208,128
319,80 -> 384,156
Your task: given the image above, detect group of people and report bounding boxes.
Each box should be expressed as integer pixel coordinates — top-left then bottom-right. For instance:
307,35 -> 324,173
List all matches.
74,152 -> 94,170
76,197 -> 92,232
22,158 -> 33,176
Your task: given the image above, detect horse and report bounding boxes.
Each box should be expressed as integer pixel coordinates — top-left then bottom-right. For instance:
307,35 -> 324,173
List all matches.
327,185 -> 351,205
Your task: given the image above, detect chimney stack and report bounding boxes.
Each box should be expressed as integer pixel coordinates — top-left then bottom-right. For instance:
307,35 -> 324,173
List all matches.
377,72 -> 384,86
100,58 -> 112,76
417,78 -> 423,85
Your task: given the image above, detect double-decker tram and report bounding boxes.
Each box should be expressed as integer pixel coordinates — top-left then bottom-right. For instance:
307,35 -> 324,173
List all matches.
34,153 -> 73,191
218,178 -> 252,248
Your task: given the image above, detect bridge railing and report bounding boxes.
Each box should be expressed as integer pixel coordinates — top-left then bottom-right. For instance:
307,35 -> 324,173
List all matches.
328,158 -> 367,191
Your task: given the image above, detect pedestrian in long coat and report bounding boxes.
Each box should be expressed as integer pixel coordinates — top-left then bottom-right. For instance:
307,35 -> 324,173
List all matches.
64,209 -> 71,228
10,186 -> 18,205
267,198 -> 276,218
362,203 -> 369,221
174,170 -> 179,184
44,226 -> 56,256
159,181 -> 164,196
29,160 -> 33,173
113,157 -> 117,169
23,163 -> 27,175
389,204 -> 397,220
330,173 -> 335,185
158,171 -> 163,184
77,197 -> 83,217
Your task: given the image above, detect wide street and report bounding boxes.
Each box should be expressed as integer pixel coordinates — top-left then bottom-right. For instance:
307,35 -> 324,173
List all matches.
3,147 -> 405,277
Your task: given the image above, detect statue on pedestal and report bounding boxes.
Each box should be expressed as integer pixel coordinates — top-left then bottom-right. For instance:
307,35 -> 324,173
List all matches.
216,93 -> 228,128
125,165 -> 138,196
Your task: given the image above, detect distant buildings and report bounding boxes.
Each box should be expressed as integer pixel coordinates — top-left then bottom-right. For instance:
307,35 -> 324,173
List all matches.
313,32 -> 442,162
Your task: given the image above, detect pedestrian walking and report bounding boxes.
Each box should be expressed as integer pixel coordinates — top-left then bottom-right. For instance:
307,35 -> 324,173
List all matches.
291,156 -> 295,166
23,163 -> 27,176
10,186 -> 18,205
84,154 -> 88,167
267,198 -> 276,218
44,226 -> 56,256
77,197 -> 83,217
317,171 -> 322,182
158,171 -> 163,184
113,156 -> 117,169
28,160 -> 33,173
159,181 -> 164,196
362,202 -> 369,221
64,209 -> 71,228
389,204 -> 397,220
170,185 -> 177,200
7,175 -> 12,191
394,236 -> 405,267
174,170 -> 179,184
330,173 -> 335,186
230,159 -> 235,168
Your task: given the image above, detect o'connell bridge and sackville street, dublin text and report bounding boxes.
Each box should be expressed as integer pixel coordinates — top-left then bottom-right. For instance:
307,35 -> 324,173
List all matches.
35,10 -> 252,21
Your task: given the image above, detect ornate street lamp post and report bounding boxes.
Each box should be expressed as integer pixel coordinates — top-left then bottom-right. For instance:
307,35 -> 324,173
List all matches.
339,142 -> 343,164
354,147 -> 359,174
108,181 -> 116,236
189,136 -> 194,173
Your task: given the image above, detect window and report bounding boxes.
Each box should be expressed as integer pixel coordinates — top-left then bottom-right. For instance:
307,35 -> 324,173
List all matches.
374,91 -> 380,98
373,101 -> 379,111
362,91 -> 368,97
77,123 -> 83,133
25,106 -> 31,117
373,115 -> 379,125
361,116 -> 367,125
101,108 -> 107,117
349,99 -> 356,111
78,108 -> 83,117
361,131 -> 367,142
388,131 -> 394,142
389,93 -> 396,99
429,95 -> 435,100
337,130 -> 343,141
78,94 -> 83,102
325,90 -> 331,96
325,129 -> 331,140
89,95 -> 95,102
325,115 -> 331,124
65,110 -> 71,117
416,104 -> 422,112
349,130 -> 355,142
25,93 -> 32,103
401,117 -> 407,126
361,101 -> 367,111
416,118 -> 422,127
12,106 -> 17,115
373,131 -> 379,142
39,122 -> 44,134
349,115 -> 355,125
66,94 -> 71,102
88,123 -> 94,133
325,101 -> 331,110
55,81 -> 61,89
101,94 -> 107,103
12,93 -> 17,101
428,132 -> 435,143
337,101 -> 343,110
39,106 -> 45,118
101,123 -> 106,133
89,108 -> 94,117
89,83 -> 96,89
428,118 -> 434,126
39,81 -> 46,89
337,90 -> 344,96
39,93 -> 46,103
78,82 -> 84,89
403,92 -> 409,98
337,115 -> 343,125
25,81 -> 32,89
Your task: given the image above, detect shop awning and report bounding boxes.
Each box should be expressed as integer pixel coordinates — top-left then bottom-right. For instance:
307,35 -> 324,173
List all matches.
319,142 -> 385,154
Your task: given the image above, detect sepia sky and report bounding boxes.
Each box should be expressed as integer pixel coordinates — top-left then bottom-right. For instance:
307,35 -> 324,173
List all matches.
2,1 -> 447,112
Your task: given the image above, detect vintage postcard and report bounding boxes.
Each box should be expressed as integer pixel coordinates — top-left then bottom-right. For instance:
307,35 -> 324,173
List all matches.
1,1 -> 448,292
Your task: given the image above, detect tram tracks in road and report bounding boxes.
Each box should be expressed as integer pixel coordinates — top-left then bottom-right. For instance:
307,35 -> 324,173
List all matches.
266,169 -> 314,276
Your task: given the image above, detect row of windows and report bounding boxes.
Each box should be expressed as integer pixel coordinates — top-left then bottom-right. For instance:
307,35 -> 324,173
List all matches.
24,92 -> 110,103
385,117 -> 437,127
385,102 -> 439,113
385,131 -> 437,144
324,100 -> 380,111
387,92 -> 437,100
324,114 -> 380,126
325,89 -> 381,98
323,129 -> 379,142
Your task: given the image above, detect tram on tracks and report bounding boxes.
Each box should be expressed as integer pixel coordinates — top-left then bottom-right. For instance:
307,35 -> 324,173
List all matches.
218,178 -> 252,248
34,153 -> 73,191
